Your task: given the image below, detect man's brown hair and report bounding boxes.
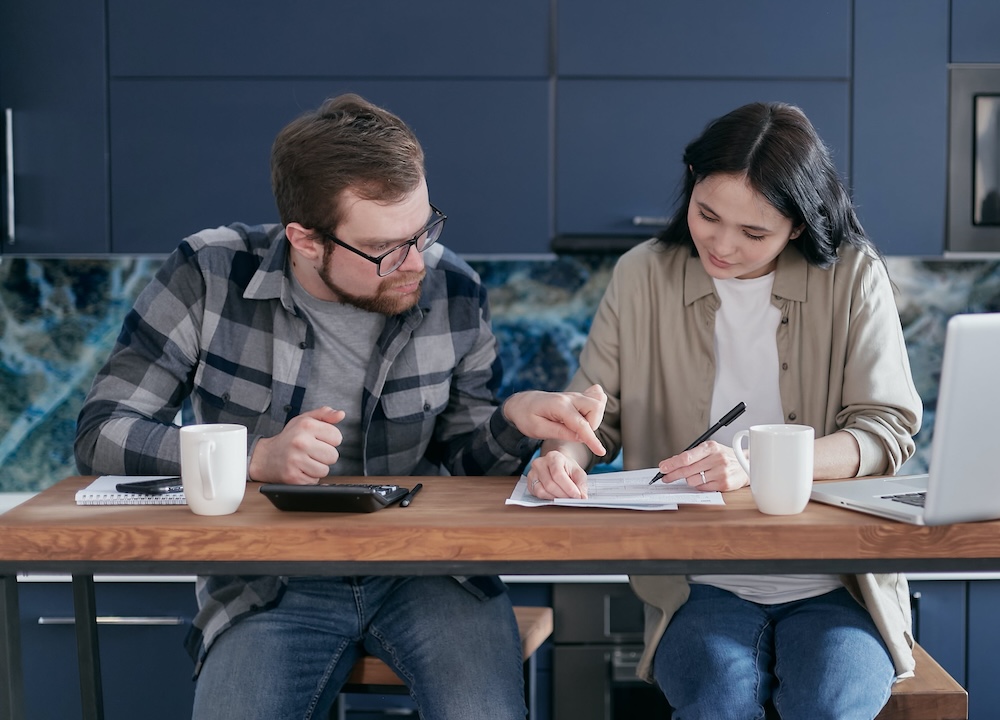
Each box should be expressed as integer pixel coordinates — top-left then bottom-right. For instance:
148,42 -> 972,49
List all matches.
270,93 -> 425,233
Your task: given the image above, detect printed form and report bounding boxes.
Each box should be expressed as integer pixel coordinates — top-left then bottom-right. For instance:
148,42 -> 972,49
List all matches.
506,468 -> 725,511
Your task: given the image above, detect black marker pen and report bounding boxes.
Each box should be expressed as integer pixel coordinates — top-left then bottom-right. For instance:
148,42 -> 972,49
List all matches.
648,402 -> 747,485
400,483 -> 424,507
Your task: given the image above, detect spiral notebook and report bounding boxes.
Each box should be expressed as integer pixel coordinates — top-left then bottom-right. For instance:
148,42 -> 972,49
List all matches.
75,476 -> 188,506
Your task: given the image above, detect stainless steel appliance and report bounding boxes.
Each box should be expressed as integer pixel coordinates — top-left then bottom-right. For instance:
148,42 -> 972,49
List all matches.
553,582 -> 671,719
947,64 -> 1000,253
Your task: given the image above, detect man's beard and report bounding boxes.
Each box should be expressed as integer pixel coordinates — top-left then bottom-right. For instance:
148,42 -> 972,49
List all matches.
318,247 -> 424,316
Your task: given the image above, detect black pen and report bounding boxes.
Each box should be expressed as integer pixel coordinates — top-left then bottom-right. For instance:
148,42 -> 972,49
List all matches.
648,402 -> 747,484
399,483 -> 423,507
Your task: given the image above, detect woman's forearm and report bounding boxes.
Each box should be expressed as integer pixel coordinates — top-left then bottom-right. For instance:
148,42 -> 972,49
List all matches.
813,430 -> 862,480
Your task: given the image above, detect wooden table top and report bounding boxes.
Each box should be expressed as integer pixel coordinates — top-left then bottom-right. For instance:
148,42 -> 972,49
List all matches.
2,476 -> 1000,576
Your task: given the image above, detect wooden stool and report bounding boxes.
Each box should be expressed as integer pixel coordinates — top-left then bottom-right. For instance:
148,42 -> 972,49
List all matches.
333,605 -> 553,718
876,643 -> 968,720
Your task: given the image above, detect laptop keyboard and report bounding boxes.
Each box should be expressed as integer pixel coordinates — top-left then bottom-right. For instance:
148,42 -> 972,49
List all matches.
885,491 -> 927,507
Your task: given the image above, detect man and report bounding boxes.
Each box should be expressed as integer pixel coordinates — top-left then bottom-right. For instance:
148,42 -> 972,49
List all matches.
75,93 -> 606,719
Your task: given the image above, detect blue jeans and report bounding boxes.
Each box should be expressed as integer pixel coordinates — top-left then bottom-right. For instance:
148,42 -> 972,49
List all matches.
192,575 -> 526,720
653,585 -> 895,720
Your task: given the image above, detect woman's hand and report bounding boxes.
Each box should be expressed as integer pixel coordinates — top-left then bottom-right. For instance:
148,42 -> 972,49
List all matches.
651,440 -> 749,492
526,450 -> 589,499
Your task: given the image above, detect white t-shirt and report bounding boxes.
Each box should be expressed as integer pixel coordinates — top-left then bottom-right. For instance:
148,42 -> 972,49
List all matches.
689,273 -> 842,604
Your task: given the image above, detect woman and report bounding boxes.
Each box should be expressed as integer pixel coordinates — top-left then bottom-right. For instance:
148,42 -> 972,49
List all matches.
529,102 -> 922,719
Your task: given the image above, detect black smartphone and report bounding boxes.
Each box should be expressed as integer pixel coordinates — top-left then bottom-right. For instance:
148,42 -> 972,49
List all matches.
259,483 -> 409,513
116,477 -> 184,495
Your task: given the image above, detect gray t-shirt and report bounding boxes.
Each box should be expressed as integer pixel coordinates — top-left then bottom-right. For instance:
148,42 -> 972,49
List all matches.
290,274 -> 385,476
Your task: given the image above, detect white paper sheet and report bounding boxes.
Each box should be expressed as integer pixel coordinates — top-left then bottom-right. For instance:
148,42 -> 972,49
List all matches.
505,468 -> 725,511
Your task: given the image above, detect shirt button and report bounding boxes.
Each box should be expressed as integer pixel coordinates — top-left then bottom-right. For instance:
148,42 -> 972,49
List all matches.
222,392 -> 230,402
781,362 -> 789,370
423,402 -> 431,411
284,404 -> 293,413
788,413 -> 797,421
781,317 -> 789,324
299,341 -> 307,349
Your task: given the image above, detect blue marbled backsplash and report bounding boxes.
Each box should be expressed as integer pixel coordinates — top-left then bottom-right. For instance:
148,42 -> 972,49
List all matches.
1,253 -> 998,492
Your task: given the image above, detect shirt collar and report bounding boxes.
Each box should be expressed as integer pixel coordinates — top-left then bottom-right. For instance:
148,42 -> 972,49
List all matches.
244,228 -> 294,311
772,243 -> 808,301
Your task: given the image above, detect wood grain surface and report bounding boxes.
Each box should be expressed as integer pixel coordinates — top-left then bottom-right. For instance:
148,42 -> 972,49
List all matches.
2,476 -> 1000,575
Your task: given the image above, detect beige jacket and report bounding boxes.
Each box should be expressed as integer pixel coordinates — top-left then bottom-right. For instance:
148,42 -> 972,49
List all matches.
567,239 -> 923,680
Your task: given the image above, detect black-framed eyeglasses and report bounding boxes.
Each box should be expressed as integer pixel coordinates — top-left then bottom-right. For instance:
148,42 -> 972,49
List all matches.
321,204 -> 447,277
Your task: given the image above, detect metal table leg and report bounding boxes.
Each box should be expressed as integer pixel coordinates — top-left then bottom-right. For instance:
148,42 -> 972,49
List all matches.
72,575 -> 104,720
0,575 -> 24,720
524,652 -> 537,719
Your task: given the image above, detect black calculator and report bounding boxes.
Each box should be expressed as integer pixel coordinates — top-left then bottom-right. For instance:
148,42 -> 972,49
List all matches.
259,483 -> 409,513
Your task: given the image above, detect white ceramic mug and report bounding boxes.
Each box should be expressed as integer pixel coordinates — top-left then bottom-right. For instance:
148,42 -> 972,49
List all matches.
732,424 -> 815,515
179,423 -> 248,516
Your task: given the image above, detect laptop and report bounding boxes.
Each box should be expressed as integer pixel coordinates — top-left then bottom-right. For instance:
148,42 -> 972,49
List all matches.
810,312 -> 1000,526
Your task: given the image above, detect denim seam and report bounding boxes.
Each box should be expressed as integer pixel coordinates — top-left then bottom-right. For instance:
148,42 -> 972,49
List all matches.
367,624 -> 419,706
303,637 -> 354,720
752,618 -> 772,720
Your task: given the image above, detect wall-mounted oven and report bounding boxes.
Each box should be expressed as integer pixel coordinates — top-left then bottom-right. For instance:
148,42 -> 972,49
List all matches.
552,582 -> 671,719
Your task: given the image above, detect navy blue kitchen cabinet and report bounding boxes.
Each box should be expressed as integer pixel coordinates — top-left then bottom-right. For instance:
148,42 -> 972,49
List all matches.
18,579 -> 197,720
909,577 -> 1000,717
555,79 -> 850,240
952,0 -> 1000,64
109,79 -> 550,256
3,0 -> 550,256
554,0 -> 851,243
5,0 -> 1000,255
967,581 -> 1000,720
105,0 -> 551,256
851,1 -> 950,257
557,0 -> 851,79
0,0 -> 109,255
107,1 -> 549,79
908,580 -> 967,687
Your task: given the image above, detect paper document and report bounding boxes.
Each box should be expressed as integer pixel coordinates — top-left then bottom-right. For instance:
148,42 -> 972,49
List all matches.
506,468 -> 725,511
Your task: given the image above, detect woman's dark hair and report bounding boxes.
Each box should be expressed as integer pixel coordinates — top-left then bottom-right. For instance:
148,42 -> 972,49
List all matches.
657,102 -> 879,267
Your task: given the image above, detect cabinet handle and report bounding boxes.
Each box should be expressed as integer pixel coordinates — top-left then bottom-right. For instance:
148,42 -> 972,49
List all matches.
37,616 -> 187,626
631,215 -> 670,227
4,108 -> 13,244
610,649 -> 644,683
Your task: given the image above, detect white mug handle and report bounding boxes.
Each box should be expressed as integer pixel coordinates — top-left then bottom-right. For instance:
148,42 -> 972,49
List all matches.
732,430 -> 751,477
199,439 -> 216,500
